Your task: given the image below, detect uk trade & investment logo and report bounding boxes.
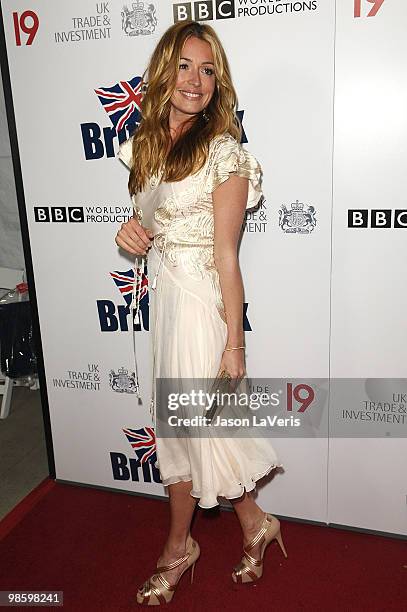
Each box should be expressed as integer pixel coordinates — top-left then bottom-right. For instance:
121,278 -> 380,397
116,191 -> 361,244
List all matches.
121,1 -> 157,36
54,2 -> 111,43
348,210 -> 407,228
244,198 -> 268,233
52,362 -> 138,393
110,427 -> 161,483
81,75 -> 145,161
173,0 -> 318,22
279,200 -> 317,234
97,267 -> 150,333
53,363 -> 101,391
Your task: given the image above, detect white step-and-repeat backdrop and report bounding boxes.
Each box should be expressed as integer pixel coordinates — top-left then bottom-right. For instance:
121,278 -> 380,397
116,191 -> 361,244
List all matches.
2,0 -> 406,536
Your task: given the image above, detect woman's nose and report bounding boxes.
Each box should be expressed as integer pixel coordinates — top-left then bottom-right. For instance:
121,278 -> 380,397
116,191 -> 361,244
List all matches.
187,67 -> 201,87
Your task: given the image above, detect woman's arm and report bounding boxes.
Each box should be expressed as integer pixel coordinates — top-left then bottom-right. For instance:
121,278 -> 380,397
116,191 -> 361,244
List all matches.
213,173 -> 249,378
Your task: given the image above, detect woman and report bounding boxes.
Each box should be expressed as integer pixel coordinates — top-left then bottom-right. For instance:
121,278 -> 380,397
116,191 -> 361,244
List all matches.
115,20 -> 287,606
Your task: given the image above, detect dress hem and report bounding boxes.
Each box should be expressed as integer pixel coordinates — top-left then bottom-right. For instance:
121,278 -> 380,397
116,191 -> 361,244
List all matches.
160,460 -> 284,509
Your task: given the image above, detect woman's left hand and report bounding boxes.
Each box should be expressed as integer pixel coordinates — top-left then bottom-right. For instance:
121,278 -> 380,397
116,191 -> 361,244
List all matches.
217,348 -> 246,391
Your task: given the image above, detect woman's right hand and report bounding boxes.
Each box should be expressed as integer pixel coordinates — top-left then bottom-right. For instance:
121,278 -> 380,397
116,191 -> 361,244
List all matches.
115,217 -> 154,256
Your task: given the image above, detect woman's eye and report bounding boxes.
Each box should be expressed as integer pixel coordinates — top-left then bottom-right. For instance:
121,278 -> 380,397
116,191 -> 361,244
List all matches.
178,64 -> 214,76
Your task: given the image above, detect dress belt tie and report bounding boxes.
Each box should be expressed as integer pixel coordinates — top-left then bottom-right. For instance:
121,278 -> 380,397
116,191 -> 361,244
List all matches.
131,230 -> 170,423
130,254 -> 143,400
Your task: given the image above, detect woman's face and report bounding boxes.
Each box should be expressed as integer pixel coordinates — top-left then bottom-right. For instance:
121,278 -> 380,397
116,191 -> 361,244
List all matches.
170,36 -> 216,121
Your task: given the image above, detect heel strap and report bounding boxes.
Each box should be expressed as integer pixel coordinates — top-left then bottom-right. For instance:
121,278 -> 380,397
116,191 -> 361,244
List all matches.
156,550 -> 191,574
244,514 -> 271,553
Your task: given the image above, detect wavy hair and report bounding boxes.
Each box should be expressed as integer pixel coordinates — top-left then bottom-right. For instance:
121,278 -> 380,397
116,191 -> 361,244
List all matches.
128,20 -> 241,195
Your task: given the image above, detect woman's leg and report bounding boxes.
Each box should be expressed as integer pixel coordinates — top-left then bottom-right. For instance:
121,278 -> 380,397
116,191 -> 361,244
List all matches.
230,491 -> 267,559
156,480 -> 198,584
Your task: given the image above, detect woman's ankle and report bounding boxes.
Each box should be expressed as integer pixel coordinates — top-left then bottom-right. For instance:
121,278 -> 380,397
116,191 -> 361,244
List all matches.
240,511 -> 266,534
162,533 -> 190,558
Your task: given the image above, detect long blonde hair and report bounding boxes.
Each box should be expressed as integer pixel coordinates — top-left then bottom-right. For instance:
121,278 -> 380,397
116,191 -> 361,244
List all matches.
128,20 -> 241,195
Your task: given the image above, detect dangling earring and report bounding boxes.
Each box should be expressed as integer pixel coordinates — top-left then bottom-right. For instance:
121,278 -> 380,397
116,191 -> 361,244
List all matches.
202,107 -> 209,123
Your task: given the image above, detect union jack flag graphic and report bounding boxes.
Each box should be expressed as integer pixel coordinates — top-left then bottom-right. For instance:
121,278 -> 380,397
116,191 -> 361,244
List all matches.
123,427 -> 156,464
95,75 -> 145,133
110,266 -> 148,308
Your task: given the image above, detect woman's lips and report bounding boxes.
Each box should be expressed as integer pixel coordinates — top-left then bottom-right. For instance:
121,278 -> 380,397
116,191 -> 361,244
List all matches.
179,90 -> 203,100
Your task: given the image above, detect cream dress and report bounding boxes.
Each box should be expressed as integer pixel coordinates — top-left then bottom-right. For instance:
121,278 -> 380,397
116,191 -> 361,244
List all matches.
117,132 -> 282,508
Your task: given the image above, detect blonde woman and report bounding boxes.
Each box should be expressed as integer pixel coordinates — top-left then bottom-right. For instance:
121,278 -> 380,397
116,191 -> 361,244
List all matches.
115,20 -> 287,606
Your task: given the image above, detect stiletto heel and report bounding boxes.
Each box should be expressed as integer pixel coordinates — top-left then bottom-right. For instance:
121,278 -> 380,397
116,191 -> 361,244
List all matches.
232,513 -> 288,584
275,529 -> 288,558
190,561 -> 196,584
136,535 -> 200,605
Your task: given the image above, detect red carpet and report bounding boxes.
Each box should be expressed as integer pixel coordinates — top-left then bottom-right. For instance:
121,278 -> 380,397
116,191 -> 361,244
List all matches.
0,479 -> 405,611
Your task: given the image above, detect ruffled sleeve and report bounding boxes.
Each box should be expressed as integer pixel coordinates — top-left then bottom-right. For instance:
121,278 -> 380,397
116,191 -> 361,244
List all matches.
117,136 -> 134,169
205,134 -> 263,210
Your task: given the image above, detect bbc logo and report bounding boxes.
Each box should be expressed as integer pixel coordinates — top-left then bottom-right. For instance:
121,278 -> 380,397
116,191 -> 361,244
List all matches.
173,1 -> 235,22
34,207 -> 84,223
348,209 -> 407,228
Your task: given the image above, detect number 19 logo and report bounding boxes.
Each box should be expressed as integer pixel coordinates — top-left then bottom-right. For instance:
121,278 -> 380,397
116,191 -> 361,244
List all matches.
13,10 -> 39,46
354,0 -> 385,17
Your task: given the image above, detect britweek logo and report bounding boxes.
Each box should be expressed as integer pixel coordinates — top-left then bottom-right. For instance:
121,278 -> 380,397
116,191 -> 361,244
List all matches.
97,266 -> 253,332
82,78 -> 248,161
110,427 -> 161,483
81,75 -> 145,161
97,266 -> 149,332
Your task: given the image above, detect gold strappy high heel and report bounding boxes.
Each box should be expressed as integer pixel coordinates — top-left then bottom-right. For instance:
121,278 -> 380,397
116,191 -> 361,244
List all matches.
136,534 -> 200,605
232,513 -> 287,584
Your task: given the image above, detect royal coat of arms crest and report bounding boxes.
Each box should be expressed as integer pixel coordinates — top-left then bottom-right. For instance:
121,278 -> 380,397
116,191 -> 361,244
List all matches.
279,200 -> 317,234
121,2 -> 157,36
109,367 -> 139,393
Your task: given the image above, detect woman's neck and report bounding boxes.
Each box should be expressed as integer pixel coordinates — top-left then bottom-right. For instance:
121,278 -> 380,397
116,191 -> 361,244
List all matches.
169,115 -> 196,142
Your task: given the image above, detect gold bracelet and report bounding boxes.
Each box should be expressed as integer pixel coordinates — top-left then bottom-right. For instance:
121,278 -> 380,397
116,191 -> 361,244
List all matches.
224,346 -> 245,352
